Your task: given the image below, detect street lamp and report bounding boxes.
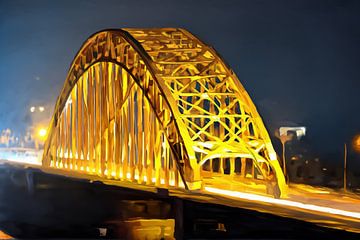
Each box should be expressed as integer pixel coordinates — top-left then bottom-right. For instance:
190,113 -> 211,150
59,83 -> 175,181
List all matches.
33,126 -> 47,150
343,134 -> 360,193
275,130 -> 294,178
38,128 -> 47,139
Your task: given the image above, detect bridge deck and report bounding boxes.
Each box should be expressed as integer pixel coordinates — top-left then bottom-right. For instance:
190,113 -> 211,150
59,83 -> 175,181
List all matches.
5,160 -> 358,234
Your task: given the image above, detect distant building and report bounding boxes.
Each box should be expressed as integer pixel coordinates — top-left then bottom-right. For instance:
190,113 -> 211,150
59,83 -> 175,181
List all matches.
279,126 -> 306,140
288,157 -> 324,185
276,125 -> 328,185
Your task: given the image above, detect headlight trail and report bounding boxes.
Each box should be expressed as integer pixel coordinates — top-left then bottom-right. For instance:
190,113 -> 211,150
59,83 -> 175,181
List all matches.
204,186 -> 360,220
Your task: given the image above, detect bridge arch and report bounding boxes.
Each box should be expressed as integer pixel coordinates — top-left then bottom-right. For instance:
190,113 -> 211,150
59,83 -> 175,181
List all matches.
43,28 -> 286,197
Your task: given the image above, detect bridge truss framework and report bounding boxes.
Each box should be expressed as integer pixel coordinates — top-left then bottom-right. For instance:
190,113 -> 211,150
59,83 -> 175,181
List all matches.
43,28 -> 286,198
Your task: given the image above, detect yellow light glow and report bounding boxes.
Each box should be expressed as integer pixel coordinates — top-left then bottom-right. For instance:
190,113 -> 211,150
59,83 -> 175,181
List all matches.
200,93 -> 209,99
39,106 -> 45,112
38,128 -> 47,139
204,187 -> 360,220
353,134 -> 360,152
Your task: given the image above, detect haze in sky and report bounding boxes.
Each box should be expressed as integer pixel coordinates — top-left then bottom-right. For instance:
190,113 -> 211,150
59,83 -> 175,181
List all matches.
0,0 -> 359,166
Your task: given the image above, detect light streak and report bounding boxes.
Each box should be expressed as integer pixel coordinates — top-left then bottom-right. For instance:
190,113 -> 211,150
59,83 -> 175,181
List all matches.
204,187 -> 360,220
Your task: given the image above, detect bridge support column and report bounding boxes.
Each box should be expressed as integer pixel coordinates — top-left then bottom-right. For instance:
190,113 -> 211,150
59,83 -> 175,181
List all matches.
174,198 -> 184,240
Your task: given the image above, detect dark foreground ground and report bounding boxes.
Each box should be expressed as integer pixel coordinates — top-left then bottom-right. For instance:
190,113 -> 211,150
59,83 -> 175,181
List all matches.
0,162 -> 359,239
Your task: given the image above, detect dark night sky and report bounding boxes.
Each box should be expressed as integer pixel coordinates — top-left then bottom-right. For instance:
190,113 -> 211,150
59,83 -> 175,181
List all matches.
0,0 -> 360,166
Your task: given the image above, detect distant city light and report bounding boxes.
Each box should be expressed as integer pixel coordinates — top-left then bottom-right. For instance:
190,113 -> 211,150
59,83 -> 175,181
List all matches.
353,134 -> 360,153
39,106 -> 45,112
0,148 -> 42,165
30,106 -> 35,112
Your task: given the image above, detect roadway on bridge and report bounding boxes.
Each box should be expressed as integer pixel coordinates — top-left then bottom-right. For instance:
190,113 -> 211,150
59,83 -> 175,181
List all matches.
1,159 -> 360,234
36,162 -> 360,234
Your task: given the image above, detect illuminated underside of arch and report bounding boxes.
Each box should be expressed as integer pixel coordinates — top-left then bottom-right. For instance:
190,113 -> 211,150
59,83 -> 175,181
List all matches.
43,28 -> 287,197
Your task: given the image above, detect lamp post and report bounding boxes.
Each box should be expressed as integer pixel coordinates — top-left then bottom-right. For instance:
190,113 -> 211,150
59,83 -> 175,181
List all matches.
344,143 -> 347,193
275,130 -> 293,178
344,135 -> 360,193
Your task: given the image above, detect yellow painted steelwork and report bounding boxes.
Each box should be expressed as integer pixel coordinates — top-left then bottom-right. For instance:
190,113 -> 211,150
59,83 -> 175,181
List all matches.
43,28 -> 287,197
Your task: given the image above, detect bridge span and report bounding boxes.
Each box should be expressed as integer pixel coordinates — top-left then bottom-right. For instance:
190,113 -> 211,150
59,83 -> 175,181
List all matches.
1,28 -> 359,238
43,28 -> 287,198
41,28 -> 360,233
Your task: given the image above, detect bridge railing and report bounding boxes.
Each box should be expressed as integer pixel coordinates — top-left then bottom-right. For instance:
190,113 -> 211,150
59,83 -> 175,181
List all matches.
200,156 -> 276,194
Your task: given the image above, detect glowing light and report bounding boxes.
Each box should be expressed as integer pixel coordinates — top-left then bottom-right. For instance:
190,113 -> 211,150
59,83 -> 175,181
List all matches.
169,179 -> 175,186
30,106 -> 36,113
269,152 -> 277,161
200,93 -> 209,99
205,187 -> 360,220
353,134 -> 360,152
38,128 -> 47,139
200,142 -> 214,149
65,98 -> 72,106
192,145 -> 208,154
39,106 -> 45,112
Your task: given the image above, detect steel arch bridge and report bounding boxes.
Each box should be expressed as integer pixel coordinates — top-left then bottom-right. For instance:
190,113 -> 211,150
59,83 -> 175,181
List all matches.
43,28 -> 287,198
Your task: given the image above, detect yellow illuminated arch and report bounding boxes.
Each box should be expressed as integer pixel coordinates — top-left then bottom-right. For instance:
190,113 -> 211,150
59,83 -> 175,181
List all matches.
43,28 -> 287,197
